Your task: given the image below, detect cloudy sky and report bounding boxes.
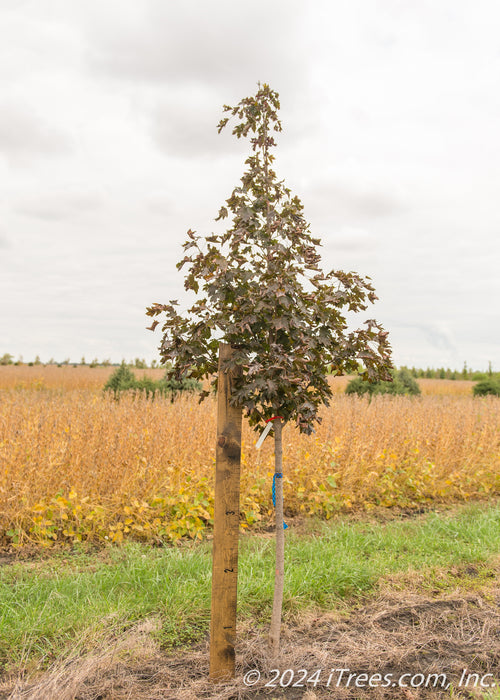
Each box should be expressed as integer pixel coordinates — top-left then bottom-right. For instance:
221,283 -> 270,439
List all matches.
1,0 -> 498,369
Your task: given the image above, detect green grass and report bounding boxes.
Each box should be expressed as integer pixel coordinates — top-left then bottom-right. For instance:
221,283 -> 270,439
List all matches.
482,690 -> 500,700
1,502 -> 499,672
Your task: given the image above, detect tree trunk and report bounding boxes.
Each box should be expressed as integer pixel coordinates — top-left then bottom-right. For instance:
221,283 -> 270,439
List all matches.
269,418 -> 284,656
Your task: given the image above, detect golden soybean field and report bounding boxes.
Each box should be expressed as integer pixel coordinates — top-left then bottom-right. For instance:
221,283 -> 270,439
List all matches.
0,366 -> 499,547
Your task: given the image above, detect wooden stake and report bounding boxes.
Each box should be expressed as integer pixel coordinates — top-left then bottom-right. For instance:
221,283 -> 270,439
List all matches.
209,343 -> 242,681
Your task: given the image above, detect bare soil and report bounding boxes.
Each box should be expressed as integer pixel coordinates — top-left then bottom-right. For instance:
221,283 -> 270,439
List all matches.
2,584 -> 499,700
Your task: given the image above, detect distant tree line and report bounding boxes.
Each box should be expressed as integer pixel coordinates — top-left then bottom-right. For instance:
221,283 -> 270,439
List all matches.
1,352 -> 499,388
0,354 -> 159,369
400,361 -> 498,382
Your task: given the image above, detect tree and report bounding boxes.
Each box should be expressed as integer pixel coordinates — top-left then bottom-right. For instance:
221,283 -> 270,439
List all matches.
147,83 -> 392,655
103,362 -> 137,398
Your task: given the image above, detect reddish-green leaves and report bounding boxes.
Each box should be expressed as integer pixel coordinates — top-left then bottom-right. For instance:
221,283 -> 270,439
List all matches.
146,83 -> 392,434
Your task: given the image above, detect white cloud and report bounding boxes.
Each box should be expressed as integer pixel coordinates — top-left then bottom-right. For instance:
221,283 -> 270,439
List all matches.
0,0 -> 498,368
150,87 -> 239,160
0,99 -> 72,162
324,226 -> 378,253
84,0 -> 307,91
301,179 -> 407,229
14,191 -> 104,221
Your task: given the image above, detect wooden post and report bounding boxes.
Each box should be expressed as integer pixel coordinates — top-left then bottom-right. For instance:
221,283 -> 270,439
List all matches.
209,343 -> 243,681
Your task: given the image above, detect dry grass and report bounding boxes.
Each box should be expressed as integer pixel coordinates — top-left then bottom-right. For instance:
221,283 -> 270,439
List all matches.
0,369 -> 497,546
417,379 -> 474,396
2,578 -> 499,699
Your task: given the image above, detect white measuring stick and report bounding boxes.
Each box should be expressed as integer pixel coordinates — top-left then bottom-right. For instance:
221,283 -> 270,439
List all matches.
255,421 -> 273,450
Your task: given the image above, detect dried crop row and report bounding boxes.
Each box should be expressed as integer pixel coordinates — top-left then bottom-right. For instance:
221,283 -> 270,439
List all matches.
0,382 -> 497,546
0,365 -> 167,391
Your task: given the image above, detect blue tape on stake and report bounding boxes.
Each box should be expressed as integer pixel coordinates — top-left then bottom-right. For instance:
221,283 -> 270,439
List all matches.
272,473 -> 288,530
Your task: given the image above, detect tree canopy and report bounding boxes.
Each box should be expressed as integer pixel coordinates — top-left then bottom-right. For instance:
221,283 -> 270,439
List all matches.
147,83 -> 392,434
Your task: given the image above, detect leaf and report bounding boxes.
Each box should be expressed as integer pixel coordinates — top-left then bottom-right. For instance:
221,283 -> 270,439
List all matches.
273,317 -> 289,330
215,207 -> 228,221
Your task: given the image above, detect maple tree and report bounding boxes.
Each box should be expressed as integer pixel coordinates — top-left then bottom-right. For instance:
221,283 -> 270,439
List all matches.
147,83 -> 392,654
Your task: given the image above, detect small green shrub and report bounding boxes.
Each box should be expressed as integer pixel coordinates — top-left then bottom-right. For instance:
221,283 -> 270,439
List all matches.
473,378 -> 500,397
346,368 -> 421,398
158,376 -> 203,402
134,375 -> 159,398
103,363 -> 137,398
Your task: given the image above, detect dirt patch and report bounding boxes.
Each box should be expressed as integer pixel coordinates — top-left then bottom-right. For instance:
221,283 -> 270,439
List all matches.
1,588 -> 499,700
0,548 -> 43,567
